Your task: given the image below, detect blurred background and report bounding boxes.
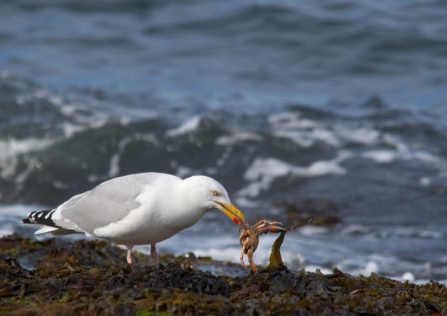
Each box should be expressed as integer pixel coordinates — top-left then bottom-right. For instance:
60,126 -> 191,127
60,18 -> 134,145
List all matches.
1,0 -> 447,282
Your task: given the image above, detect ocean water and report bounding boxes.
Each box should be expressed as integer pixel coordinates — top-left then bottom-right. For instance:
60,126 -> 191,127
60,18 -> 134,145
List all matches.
1,0 -> 447,283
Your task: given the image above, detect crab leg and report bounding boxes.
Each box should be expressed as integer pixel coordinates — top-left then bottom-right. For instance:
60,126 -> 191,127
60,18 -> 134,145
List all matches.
250,220 -> 268,230
239,221 -> 250,231
240,244 -> 248,269
247,248 -> 257,272
256,225 -> 285,235
251,220 -> 282,231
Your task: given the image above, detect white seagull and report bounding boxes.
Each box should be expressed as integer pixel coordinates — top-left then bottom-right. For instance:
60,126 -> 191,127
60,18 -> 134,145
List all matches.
22,173 -> 245,265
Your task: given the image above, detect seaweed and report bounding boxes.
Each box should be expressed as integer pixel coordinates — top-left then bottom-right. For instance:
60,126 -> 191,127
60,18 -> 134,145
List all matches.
267,219 -> 312,271
1,234 -> 447,315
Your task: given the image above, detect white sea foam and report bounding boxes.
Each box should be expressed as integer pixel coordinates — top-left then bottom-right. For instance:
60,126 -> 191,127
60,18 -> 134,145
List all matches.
238,152 -> 350,197
108,154 -> 120,177
48,95 -> 64,106
269,112 -> 340,147
62,123 -> 87,138
304,265 -> 333,275
0,138 -> 55,166
364,261 -> 379,275
34,89 -> 49,99
401,272 -> 416,282
274,129 -> 340,147
382,134 -> 408,152
215,132 -> 263,146
336,127 -> 380,145
363,150 -> 396,163
299,225 -> 329,236
269,112 -> 383,148
16,96 -> 27,105
87,133 -> 159,183
120,117 -> 131,126
0,138 -> 57,186
268,112 -> 323,130
215,147 -> 233,166
273,130 -> 315,147
412,151 -> 444,164
0,204 -> 43,235
341,225 -> 372,236
14,157 -> 38,190
166,116 -> 201,137
190,246 -> 242,263
311,129 -> 340,146
363,149 -> 445,166
59,104 -> 79,116
419,177 -> 431,186
176,166 -> 193,178
267,111 -> 447,181
234,197 -> 260,208
87,175 -> 100,182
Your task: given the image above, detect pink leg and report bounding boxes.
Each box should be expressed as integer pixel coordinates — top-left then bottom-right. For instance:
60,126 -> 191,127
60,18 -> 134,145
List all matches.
151,243 -> 158,264
127,246 -> 136,265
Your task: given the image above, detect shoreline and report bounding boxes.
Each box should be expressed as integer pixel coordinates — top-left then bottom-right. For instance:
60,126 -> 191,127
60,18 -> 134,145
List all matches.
1,234 -> 446,315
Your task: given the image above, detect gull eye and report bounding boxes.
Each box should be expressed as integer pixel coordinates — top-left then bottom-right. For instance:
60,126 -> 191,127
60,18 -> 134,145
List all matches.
211,190 -> 219,196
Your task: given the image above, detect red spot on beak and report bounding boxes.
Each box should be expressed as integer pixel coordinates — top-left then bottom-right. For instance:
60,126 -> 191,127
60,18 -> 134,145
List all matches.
232,217 -> 240,225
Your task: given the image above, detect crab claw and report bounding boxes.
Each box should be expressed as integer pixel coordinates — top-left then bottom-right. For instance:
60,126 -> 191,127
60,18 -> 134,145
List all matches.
256,225 -> 286,235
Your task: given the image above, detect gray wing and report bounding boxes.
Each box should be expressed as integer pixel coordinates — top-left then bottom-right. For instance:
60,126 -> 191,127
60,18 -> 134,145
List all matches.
55,173 -> 180,235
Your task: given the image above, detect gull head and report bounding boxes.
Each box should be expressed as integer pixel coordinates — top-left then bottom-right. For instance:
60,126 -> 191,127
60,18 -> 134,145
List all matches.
181,175 -> 245,224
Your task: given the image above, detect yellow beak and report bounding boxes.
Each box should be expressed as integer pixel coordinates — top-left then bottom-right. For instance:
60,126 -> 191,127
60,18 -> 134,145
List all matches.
215,202 -> 245,224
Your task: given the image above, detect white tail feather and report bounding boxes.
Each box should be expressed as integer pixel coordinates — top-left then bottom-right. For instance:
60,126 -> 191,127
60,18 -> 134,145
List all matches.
35,226 -> 60,234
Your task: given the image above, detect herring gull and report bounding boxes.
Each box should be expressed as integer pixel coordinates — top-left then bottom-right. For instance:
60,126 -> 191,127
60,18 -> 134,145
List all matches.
22,172 -> 245,264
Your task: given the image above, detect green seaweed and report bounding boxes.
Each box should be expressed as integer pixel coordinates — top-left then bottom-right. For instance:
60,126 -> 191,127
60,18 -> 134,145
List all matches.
267,219 -> 312,271
268,231 -> 285,270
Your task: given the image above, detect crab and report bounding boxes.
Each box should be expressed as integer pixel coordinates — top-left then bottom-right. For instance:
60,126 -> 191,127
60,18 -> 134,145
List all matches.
238,218 -> 313,272
239,220 -> 286,272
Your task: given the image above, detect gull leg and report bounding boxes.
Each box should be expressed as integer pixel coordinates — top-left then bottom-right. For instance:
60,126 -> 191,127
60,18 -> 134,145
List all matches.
126,246 -> 136,265
151,243 -> 158,264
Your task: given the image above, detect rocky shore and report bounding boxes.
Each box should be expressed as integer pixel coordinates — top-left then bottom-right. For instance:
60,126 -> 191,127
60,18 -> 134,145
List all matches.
1,234 -> 446,315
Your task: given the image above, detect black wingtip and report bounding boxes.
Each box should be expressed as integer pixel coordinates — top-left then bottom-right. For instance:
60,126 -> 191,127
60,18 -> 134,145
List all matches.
22,209 -> 57,226
22,218 -> 32,224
